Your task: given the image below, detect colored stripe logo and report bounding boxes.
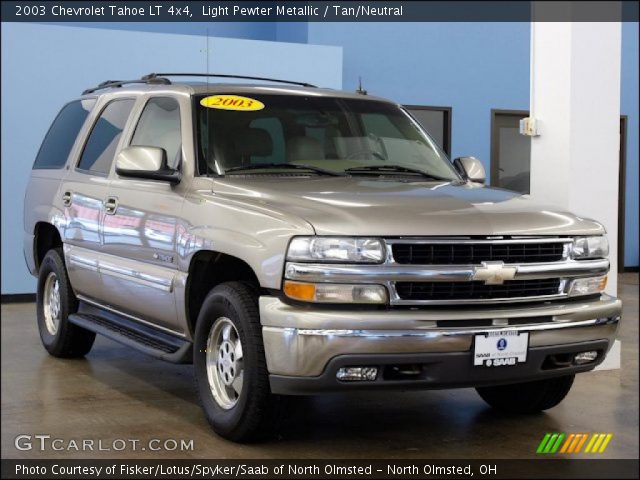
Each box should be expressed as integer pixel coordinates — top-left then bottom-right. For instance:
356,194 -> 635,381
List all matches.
537,433 -> 613,454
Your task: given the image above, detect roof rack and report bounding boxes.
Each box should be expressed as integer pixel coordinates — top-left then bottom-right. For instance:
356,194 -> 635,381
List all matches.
82,76 -> 171,95
82,73 -> 316,95
142,73 -> 317,88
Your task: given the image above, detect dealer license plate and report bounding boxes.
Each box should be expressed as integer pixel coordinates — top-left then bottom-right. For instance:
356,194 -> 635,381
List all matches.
473,330 -> 529,367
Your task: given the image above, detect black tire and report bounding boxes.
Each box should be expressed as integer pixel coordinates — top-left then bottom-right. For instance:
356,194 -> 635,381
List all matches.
193,281 -> 282,442
476,375 -> 575,413
37,248 -> 95,357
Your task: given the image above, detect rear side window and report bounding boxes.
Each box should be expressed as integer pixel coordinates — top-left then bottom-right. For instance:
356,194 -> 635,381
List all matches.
77,99 -> 135,175
33,99 -> 96,169
131,97 -> 182,168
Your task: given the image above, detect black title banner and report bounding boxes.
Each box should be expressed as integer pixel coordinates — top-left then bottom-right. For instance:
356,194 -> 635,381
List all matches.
2,459 -> 639,480
2,1 -> 639,22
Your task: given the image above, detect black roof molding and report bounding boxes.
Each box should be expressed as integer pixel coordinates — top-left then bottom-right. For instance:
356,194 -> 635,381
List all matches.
143,73 -> 316,88
83,73 -> 316,95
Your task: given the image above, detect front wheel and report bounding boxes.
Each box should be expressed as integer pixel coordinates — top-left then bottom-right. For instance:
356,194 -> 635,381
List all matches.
193,282 -> 281,442
476,375 -> 575,413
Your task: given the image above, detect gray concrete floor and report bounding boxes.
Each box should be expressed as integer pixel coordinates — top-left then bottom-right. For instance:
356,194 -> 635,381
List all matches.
2,274 -> 638,459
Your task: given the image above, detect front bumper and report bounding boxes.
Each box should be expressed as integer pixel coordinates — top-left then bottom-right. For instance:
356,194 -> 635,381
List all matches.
259,294 -> 621,394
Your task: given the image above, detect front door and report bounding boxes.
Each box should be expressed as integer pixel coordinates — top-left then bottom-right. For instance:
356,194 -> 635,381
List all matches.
101,96 -> 186,334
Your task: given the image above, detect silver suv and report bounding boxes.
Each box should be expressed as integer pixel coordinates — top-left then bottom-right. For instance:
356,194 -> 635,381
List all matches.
24,73 -> 621,441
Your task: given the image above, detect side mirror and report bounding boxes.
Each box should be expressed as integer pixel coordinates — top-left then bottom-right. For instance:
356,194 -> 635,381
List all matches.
115,146 -> 181,184
453,156 -> 486,184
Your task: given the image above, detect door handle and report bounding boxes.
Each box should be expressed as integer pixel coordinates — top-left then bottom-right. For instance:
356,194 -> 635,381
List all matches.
62,191 -> 72,207
104,197 -> 118,215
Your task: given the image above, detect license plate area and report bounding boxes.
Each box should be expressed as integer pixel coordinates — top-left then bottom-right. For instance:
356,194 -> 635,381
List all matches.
473,330 -> 529,367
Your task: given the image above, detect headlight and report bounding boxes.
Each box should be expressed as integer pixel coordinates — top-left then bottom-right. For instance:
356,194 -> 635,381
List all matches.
571,236 -> 609,259
283,280 -> 388,304
568,275 -> 608,296
287,237 -> 385,263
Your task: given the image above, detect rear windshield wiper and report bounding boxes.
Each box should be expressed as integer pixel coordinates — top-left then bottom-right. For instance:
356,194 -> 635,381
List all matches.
345,165 -> 451,181
224,163 -> 344,176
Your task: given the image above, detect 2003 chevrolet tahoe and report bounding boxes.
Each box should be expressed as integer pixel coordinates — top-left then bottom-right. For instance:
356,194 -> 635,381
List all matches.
24,73 -> 621,441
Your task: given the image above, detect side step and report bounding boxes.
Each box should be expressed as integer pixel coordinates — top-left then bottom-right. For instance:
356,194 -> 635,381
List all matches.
69,302 -> 192,363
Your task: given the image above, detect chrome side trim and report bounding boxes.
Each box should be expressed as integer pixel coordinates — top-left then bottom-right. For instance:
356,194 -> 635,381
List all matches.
285,259 -> 609,283
99,262 -> 173,292
68,255 -> 99,272
77,295 -> 186,338
66,247 -> 174,292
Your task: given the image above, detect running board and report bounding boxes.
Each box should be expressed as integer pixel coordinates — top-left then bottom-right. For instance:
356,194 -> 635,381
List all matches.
69,302 -> 192,363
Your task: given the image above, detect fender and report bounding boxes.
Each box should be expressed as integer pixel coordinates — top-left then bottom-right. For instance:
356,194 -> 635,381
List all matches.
177,189 -> 315,290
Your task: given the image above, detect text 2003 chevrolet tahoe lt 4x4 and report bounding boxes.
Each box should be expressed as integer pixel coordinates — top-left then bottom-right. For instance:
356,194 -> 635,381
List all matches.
24,73 -> 621,441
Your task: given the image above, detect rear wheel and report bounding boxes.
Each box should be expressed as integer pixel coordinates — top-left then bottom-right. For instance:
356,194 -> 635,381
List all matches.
37,248 -> 95,357
193,281 -> 282,442
476,375 -> 575,413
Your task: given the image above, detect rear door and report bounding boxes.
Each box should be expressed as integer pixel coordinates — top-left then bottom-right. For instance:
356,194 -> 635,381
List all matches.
24,98 -> 96,275
100,95 -> 187,334
62,97 -> 136,302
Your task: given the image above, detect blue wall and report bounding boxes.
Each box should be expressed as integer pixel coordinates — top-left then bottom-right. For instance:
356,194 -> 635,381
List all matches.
45,21 -> 280,41
0,23 -> 342,294
45,21 -> 310,43
621,22 -> 639,268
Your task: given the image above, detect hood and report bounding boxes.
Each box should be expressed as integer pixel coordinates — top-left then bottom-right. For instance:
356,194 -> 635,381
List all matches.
211,177 -> 604,237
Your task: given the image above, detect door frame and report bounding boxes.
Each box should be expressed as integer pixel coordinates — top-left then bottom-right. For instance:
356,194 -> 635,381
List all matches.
404,105 -> 453,156
490,109 -> 530,187
619,115 -> 627,272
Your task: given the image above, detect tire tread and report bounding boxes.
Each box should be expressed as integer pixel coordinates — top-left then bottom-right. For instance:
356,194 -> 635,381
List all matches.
194,281 -> 281,442
37,248 -> 95,358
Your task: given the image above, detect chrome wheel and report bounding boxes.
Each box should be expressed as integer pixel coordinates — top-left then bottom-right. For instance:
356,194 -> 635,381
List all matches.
206,317 -> 244,410
43,272 -> 61,335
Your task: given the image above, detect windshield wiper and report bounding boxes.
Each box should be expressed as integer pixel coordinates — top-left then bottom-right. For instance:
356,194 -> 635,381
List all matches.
224,163 -> 344,176
345,165 -> 451,181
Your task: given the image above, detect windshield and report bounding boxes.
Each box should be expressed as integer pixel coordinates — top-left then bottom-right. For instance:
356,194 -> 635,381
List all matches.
195,93 -> 461,181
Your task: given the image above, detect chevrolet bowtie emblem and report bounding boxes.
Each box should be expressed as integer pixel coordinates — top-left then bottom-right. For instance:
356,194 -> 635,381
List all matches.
472,261 -> 517,285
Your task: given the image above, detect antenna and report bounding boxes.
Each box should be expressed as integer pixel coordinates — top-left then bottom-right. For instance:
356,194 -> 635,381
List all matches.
205,28 -> 213,175
356,76 -> 367,95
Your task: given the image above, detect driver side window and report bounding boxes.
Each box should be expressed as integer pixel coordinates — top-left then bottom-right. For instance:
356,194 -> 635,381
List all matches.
131,97 -> 182,168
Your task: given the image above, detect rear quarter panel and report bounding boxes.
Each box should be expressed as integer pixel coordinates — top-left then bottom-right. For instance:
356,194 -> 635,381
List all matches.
23,169 -> 67,275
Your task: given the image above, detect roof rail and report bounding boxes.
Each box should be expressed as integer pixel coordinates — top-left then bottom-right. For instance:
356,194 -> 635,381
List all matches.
82,73 -> 316,95
142,73 -> 317,88
82,76 -> 171,95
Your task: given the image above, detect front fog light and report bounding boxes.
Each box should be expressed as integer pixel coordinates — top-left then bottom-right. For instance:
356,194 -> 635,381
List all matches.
568,275 -> 607,296
337,367 -> 378,381
283,280 -> 387,304
574,351 -> 599,365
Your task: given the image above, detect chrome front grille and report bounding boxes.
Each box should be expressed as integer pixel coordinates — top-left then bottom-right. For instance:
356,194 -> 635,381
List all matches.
395,278 -> 563,301
284,237 -> 609,306
391,241 -> 566,265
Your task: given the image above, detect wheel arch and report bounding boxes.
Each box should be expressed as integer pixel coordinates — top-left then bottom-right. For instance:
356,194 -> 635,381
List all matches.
184,250 -> 263,336
33,222 -> 64,273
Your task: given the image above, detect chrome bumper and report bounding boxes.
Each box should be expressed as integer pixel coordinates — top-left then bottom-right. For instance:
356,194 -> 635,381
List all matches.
259,295 -> 621,377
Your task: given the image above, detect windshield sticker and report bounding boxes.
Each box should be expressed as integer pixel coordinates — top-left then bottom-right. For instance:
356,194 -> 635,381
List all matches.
200,95 -> 265,111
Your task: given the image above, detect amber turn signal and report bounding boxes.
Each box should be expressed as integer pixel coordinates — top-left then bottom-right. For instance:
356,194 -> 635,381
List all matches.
283,280 -> 317,301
